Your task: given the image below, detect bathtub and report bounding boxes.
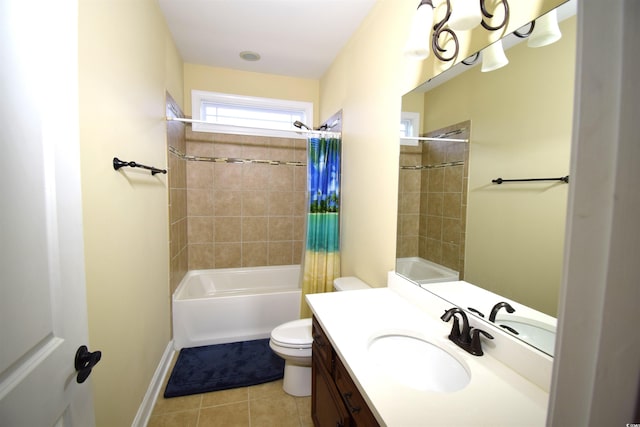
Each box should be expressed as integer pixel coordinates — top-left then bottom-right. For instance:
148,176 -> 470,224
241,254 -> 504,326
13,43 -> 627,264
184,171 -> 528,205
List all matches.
395,257 -> 459,284
172,265 -> 301,350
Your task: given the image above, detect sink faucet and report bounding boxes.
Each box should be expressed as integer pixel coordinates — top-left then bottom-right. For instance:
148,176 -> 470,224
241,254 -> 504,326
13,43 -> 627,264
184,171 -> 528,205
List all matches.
441,307 -> 494,356
440,307 -> 471,343
488,301 -> 516,322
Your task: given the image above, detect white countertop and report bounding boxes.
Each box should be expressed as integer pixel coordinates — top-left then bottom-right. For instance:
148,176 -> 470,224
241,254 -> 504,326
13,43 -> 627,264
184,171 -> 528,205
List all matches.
306,285 -> 549,427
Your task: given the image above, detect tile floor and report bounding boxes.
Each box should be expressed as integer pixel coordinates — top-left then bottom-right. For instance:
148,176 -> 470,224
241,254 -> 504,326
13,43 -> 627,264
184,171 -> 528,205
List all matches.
148,359 -> 312,427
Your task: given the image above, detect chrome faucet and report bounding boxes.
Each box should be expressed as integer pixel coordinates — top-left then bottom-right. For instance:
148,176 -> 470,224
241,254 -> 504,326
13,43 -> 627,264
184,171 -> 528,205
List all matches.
441,307 -> 494,356
488,301 -> 516,322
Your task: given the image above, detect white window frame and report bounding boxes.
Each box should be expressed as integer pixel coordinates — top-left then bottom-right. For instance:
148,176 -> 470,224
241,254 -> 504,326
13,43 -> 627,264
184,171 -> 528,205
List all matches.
400,111 -> 421,146
191,90 -> 314,139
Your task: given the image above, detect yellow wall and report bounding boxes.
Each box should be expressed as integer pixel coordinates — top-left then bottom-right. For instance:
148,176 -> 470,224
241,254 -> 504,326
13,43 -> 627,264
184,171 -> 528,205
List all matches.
78,0 -> 182,424
183,64 -> 320,126
318,0 -> 566,288
422,17 -> 576,316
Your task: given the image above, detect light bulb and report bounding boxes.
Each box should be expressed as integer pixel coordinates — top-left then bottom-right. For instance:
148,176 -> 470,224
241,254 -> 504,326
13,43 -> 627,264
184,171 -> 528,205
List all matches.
528,9 -> 562,48
448,0 -> 482,31
404,2 -> 434,59
481,40 -> 509,72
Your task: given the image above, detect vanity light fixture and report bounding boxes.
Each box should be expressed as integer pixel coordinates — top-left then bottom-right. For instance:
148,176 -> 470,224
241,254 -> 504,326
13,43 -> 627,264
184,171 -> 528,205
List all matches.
454,7 -> 563,72
526,9 -> 562,48
481,39 -> 509,72
404,0 -> 435,59
404,0 -> 510,62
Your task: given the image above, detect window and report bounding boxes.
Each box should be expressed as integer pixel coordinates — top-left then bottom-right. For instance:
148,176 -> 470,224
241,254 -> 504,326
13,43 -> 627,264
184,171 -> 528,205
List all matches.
400,112 -> 420,146
191,90 -> 313,138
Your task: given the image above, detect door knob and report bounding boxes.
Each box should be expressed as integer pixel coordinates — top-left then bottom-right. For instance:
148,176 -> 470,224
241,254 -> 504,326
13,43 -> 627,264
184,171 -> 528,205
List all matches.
74,345 -> 102,383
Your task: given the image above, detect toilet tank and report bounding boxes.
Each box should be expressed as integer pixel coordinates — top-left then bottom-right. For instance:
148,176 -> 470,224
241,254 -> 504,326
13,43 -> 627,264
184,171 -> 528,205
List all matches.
333,277 -> 371,291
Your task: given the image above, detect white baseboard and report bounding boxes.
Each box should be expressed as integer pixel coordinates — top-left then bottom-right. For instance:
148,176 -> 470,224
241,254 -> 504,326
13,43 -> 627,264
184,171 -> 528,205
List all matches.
131,341 -> 176,427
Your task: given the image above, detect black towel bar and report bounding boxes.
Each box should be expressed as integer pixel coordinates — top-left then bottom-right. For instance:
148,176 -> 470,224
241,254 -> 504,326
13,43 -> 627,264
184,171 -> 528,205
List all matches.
113,157 -> 167,175
492,175 -> 569,184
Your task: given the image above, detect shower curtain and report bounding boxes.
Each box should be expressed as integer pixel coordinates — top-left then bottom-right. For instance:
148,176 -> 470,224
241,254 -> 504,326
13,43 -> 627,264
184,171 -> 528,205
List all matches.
300,133 -> 341,318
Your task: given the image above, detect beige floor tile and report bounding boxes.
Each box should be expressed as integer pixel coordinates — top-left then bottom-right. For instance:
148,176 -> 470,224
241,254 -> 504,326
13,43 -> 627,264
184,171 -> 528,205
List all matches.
198,402 -> 250,427
295,396 -> 313,427
249,396 -> 300,427
147,409 -> 199,427
248,379 -> 288,400
201,386 -> 249,408
152,394 -> 202,416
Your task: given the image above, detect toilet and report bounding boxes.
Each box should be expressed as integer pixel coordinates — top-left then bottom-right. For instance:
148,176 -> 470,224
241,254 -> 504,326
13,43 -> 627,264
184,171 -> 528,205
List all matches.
269,277 -> 372,396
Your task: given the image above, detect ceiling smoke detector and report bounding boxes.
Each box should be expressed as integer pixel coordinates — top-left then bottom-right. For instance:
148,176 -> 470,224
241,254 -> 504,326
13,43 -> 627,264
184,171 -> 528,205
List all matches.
239,51 -> 261,61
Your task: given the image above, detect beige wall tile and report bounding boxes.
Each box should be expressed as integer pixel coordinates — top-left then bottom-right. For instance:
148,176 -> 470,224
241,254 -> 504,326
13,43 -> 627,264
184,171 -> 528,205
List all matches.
188,216 -> 213,243
444,165 -> 464,192
213,191 -> 242,216
214,217 -> 241,242
242,242 -> 268,267
187,161 -> 213,189
214,163 -> 242,190
215,243 -> 241,267
242,217 -> 268,242
180,132 -> 306,270
268,191 -> 294,216
269,166 -> 294,191
268,241 -> 293,266
242,191 -> 268,216
187,189 -> 214,216
242,164 -> 270,190
269,217 -> 293,241
443,193 -> 462,219
188,243 -> 214,270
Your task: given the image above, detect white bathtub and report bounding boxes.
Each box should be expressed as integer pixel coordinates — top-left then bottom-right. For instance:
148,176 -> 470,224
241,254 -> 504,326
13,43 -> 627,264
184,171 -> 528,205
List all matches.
395,257 -> 459,284
172,265 -> 302,350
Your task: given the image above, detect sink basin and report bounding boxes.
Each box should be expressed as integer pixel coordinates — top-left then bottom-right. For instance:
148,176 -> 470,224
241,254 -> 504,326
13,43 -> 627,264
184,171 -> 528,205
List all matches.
495,316 -> 556,355
368,332 -> 470,392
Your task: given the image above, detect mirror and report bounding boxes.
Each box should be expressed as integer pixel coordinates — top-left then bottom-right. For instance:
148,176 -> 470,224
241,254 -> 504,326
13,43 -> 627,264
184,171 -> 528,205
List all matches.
396,1 -> 577,356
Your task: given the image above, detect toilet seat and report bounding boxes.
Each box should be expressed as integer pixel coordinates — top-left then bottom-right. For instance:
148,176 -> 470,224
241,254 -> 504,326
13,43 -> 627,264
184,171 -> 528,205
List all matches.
270,318 -> 312,349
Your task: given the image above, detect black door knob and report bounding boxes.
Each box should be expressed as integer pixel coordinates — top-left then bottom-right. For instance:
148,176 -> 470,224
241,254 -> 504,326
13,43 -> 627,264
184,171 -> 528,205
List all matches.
75,345 -> 102,383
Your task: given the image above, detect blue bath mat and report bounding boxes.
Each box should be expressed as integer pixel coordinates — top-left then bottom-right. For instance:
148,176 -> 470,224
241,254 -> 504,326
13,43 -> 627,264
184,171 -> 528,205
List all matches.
164,339 -> 284,398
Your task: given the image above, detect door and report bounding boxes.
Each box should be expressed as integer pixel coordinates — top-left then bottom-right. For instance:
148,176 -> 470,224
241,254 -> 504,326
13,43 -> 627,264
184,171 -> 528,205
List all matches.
0,0 -> 96,425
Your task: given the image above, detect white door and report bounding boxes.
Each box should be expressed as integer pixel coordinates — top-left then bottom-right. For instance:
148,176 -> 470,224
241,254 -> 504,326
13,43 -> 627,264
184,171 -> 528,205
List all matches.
0,0 -> 96,425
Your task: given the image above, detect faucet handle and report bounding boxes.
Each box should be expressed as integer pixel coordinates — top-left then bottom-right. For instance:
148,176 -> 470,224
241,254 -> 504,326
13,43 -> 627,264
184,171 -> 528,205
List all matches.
440,307 -> 467,343
448,315 -> 461,341
469,328 -> 494,356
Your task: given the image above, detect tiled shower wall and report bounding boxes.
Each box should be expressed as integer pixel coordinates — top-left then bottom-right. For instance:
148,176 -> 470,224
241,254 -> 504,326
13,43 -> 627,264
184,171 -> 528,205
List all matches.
397,121 -> 470,276
167,95 -> 188,296
184,128 -> 307,270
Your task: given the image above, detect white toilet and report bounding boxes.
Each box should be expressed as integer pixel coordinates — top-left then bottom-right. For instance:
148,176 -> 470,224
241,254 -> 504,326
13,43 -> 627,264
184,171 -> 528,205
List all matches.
269,277 -> 371,396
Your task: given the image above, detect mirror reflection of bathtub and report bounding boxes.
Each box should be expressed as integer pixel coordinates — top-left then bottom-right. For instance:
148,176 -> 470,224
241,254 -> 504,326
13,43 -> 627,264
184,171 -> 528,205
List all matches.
395,257 -> 459,284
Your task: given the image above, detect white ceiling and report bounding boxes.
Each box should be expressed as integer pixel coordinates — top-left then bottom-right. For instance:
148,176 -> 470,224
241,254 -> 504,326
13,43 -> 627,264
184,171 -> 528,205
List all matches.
158,0 -> 378,80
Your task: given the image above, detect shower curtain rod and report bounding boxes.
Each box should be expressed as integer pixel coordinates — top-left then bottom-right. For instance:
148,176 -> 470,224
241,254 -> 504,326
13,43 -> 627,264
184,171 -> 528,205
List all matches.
400,136 -> 469,143
166,117 -> 341,137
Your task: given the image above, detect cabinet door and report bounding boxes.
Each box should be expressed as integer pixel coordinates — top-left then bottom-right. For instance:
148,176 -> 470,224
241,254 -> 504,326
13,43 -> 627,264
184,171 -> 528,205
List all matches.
334,357 -> 380,427
312,317 -> 333,371
312,353 -> 352,427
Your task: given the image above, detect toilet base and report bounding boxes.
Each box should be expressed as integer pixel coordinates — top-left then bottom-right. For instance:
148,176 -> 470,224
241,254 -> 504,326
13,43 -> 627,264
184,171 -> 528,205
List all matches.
282,362 -> 311,397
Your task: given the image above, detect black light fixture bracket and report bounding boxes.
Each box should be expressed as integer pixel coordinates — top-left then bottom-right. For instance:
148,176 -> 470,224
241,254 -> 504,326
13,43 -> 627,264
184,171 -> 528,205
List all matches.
416,0 -> 511,63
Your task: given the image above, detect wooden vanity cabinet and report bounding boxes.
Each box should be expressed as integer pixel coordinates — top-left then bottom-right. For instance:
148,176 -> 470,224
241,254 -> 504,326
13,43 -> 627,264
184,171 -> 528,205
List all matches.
311,317 -> 380,427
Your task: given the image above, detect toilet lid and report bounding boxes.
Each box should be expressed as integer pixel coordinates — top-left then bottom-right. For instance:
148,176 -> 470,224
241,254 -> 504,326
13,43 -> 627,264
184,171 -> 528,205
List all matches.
271,318 -> 313,348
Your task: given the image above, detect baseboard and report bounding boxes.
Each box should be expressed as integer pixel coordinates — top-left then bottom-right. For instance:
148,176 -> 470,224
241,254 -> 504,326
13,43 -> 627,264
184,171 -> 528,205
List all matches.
131,341 -> 176,427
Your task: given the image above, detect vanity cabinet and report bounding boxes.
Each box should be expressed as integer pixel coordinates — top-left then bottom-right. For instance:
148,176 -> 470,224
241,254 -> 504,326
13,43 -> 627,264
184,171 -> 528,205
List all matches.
311,317 -> 380,427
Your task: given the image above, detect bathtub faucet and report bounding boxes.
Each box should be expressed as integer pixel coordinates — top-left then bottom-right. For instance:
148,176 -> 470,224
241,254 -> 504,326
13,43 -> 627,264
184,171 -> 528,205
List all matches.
441,307 -> 493,356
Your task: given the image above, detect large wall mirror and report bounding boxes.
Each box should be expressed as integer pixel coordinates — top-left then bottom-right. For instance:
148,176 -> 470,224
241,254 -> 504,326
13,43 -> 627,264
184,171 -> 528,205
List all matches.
396,0 -> 577,356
